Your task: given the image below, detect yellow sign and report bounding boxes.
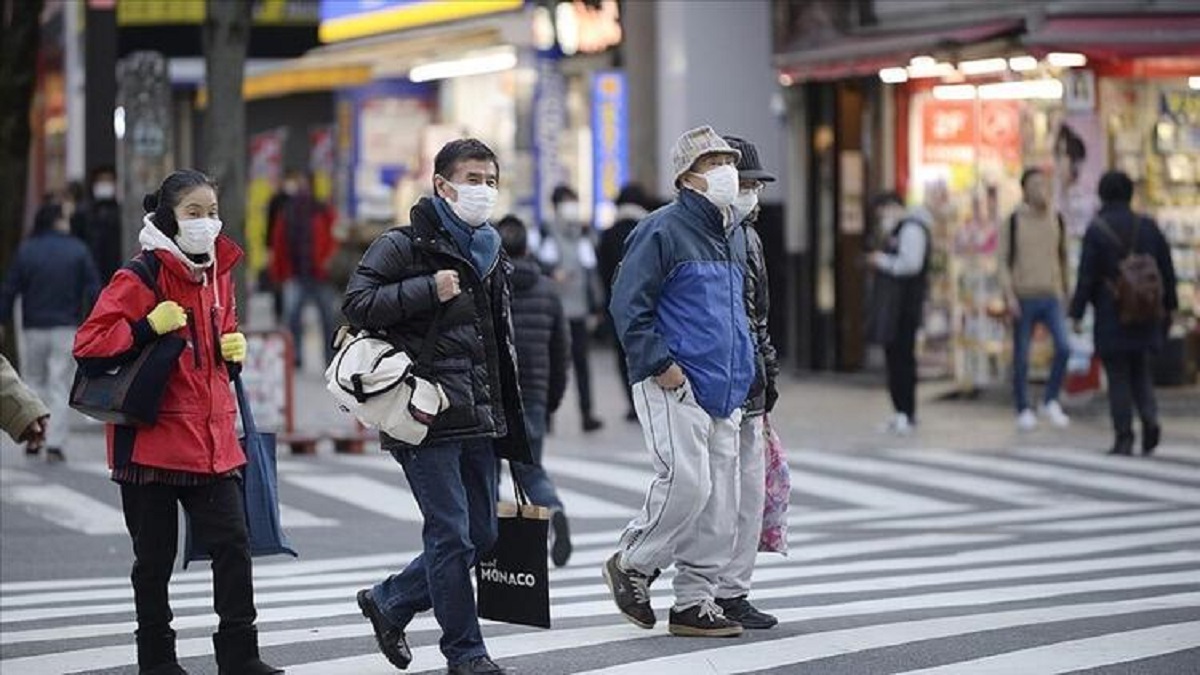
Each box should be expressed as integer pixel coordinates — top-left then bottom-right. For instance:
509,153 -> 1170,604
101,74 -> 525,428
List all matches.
318,0 -> 524,44
117,0 -> 318,27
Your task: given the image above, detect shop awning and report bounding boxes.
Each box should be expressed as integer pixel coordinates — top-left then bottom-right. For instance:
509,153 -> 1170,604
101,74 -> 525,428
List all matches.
1024,15 -> 1200,58
775,18 -> 1024,82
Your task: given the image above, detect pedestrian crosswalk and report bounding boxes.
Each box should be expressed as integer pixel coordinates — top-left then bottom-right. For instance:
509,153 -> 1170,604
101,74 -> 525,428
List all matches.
2,444 -> 1199,673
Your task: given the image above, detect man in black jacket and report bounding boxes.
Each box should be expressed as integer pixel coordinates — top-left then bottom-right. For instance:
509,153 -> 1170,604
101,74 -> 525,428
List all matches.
1069,171 -> 1178,456
597,184 -> 652,422
344,139 -> 529,675
497,215 -> 573,567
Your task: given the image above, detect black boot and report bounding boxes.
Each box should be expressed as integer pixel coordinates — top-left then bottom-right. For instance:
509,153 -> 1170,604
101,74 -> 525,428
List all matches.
1142,424 -> 1161,456
213,627 -> 284,675
137,629 -> 188,674
1108,434 -> 1134,456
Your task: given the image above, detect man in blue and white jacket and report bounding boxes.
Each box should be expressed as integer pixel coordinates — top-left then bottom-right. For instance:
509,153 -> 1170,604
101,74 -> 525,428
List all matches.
603,126 -> 755,638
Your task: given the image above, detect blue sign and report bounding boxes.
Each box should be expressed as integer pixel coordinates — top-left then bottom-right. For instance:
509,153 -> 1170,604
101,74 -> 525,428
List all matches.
591,70 -> 628,229
320,0 -> 414,22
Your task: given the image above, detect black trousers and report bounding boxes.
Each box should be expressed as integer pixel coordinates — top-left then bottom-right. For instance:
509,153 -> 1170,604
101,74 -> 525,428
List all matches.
615,342 -> 635,415
120,477 -> 257,639
569,318 -> 595,417
884,317 -> 920,420
1101,351 -> 1158,438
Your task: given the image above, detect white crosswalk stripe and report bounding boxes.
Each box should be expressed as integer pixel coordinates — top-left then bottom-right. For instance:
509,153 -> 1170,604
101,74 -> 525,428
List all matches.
2,446 -> 1198,673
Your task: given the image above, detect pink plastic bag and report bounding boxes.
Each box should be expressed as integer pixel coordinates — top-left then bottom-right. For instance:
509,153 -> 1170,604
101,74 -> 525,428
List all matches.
758,416 -> 791,554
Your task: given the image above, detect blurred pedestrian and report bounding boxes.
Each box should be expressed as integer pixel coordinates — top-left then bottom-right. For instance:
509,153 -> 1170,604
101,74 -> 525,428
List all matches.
867,191 -> 931,435
74,166 -> 125,281
1,354 -> 50,452
497,214 -> 573,567
73,169 -> 282,675
540,185 -> 604,432
344,138 -> 529,675
714,135 -> 779,629
606,125 -> 754,638
0,201 -> 100,462
264,169 -> 304,322
1069,171 -> 1177,456
598,183 -> 651,422
270,171 -> 338,370
1000,168 -> 1072,431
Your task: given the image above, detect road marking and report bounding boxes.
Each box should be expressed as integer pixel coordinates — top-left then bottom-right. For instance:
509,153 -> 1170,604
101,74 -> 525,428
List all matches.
280,473 -> 422,522
1011,447 -> 1200,484
1013,509 -> 1200,533
554,487 -> 637,519
895,620 -> 1200,674
0,484 -> 126,535
870,502 -> 1159,530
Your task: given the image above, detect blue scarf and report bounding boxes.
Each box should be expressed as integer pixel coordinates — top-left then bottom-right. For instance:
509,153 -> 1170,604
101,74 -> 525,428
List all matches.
433,196 -> 501,278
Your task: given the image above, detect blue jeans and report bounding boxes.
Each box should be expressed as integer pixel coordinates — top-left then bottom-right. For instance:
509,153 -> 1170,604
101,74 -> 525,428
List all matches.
1012,296 -> 1071,412
283,277 -> 337,366
510,402 -> 563,510
370,438 -> 498,667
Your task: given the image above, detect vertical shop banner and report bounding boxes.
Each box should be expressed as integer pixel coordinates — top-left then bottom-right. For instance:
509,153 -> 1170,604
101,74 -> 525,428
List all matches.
247,128 -> 285,277
591,71 -> 628,230
309,125 -> 334,202
533,52 -> 567,227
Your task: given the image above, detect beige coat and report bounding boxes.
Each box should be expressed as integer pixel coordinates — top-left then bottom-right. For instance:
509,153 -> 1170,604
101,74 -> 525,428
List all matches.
1,355 -> 49,442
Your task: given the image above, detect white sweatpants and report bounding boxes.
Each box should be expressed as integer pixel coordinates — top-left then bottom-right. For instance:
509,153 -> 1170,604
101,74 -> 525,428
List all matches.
716,414 -> 766,599
618,377 -> 742,610
21,327 -> 77,449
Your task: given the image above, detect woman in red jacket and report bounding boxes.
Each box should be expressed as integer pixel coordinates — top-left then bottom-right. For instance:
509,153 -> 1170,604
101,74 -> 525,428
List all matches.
74,170 -> 282,675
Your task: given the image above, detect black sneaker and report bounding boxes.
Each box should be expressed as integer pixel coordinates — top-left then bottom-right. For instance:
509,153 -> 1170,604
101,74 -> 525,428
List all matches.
583,416 -> 604,433
45,447 -> 65,463
550,509 -> 572,568
602,553 -> 657,629
1108,435 -> 1134,456
668,600 -> 743,637
357,589 -> 412,670
1142,424 -> 1161,456
716,595 -> 778,630
447,655 -> 507,674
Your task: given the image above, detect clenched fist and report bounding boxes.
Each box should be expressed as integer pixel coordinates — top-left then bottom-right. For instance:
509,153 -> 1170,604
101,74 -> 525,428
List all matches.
654,363 -> 686,391
147,301 -> 187,335
435,270 -> 461,303
220,332 -> 248,363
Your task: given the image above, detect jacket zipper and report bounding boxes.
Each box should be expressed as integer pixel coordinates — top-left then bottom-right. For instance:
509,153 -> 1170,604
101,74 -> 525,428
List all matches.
725,234 -> 736,414
186,308 -> 201,369
210,307 -> 223,370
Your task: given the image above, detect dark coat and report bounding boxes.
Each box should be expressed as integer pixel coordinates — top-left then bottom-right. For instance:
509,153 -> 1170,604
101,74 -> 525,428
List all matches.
342,198 -> 531,462
742,223 -> 779,416
509,258 -> 569,412
0,230 -> 100,328
598,216 -> 639,303
1069,205 -> 1178,356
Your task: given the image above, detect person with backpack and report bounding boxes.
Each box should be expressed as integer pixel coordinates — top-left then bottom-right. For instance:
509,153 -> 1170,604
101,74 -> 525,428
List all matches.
1069,171 -> 1178,456
73,170 -> 283,674
998,168 -> 1073,431
496,215 -> 574,567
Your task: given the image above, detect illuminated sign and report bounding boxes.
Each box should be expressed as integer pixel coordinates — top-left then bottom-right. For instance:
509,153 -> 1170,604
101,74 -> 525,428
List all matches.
116,0 -> 319,26
591,70 -> 628,227
318,0 -> 524,43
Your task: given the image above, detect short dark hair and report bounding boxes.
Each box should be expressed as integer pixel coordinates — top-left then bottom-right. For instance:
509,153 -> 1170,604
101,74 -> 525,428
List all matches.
1020,167 -> 1044,189
496,215 -> 528,257
433,138 -> 499,189
1098,170 -> 1134,205
615,183 -> 649,208
870,191 -> 904,212
32,202 -> 63,234
142,169 -> 217,238
551,185 -> 578,206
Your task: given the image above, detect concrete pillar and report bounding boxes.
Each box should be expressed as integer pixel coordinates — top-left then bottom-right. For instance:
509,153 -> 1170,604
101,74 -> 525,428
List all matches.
116,52 -> 174,256
620,0 -> 658,191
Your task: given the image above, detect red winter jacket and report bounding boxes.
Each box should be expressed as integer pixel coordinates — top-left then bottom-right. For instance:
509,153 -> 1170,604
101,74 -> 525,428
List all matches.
269,196 -> 337,284
74,237 -> 245,474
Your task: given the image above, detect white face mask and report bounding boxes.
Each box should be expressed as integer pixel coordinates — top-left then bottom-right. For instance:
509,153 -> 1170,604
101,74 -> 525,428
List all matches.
444,181 -> 498,227
558,201 -> 581,223
694,164 -> 738,209
732,189 -> 759,222
175,217 -> 222,255
93,182 -> 116,200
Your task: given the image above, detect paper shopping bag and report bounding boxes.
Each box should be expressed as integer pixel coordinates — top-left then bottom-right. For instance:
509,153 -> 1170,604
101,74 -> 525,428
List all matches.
475,464 -> 551,628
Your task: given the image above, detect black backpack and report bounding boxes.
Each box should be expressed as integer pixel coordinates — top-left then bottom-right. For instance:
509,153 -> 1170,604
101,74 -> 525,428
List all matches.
1096,217 -> 1165,326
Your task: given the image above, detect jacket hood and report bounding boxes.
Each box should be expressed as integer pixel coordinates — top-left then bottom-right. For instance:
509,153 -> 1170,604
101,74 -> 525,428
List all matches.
138,215 -> 243,281
510,258 -> 542,292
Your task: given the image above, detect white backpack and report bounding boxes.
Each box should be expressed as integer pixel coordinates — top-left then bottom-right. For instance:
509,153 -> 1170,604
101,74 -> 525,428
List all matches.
325,324 -> 449,446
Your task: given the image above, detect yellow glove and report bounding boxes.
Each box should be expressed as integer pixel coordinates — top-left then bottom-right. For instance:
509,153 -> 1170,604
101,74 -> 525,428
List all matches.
146,301 -> 187,335
220,332 -> 248,363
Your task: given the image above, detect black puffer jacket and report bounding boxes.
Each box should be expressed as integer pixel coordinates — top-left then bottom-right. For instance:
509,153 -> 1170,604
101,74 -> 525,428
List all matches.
342,198 -> 531,462
509,258 -> 569,412
743,222 -> 780,417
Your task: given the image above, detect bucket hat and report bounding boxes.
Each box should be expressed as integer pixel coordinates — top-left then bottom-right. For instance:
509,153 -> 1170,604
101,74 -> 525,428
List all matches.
670,125 -> 741,186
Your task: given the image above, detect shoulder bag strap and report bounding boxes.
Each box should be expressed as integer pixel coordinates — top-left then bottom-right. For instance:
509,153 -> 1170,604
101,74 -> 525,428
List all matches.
127,252 -> 165,303
1095,217 -> 1132,258
233,374 -> 258,440
1008,212 -> 1018,269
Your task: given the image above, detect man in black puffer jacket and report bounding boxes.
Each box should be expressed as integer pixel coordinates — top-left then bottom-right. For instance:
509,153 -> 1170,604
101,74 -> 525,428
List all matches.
343,139 -> 529,675
497,215 -> 573,567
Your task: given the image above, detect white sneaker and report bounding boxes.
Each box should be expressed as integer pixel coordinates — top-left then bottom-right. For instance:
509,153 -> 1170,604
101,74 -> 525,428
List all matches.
1016,409 -> 1038,432
886,413 -> 913,436
1041,400 -> 1070,428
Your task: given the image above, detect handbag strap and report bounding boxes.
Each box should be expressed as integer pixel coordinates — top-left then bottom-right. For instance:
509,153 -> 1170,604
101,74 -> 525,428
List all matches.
233,375 -> 258,439
507,459 -> 532,510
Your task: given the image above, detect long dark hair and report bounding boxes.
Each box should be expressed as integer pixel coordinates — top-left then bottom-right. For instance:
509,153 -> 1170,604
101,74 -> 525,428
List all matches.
143,169 -> 217,237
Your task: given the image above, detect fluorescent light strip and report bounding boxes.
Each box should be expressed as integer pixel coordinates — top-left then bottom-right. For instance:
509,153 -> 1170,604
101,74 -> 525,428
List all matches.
879,67 -> 909,84
409,50 -> 518,83
1189,76 -> 1200,90
978,78 -> 1063,100
932,84 -> 976,100
1047,52 -> 1087,68
1008,56 -> 1038,72
957,58 -> 1007,75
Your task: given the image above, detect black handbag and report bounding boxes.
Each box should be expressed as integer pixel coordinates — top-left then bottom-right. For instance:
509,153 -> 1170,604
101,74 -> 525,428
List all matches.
70,253 -> 186,426
475,462 -> 551,629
